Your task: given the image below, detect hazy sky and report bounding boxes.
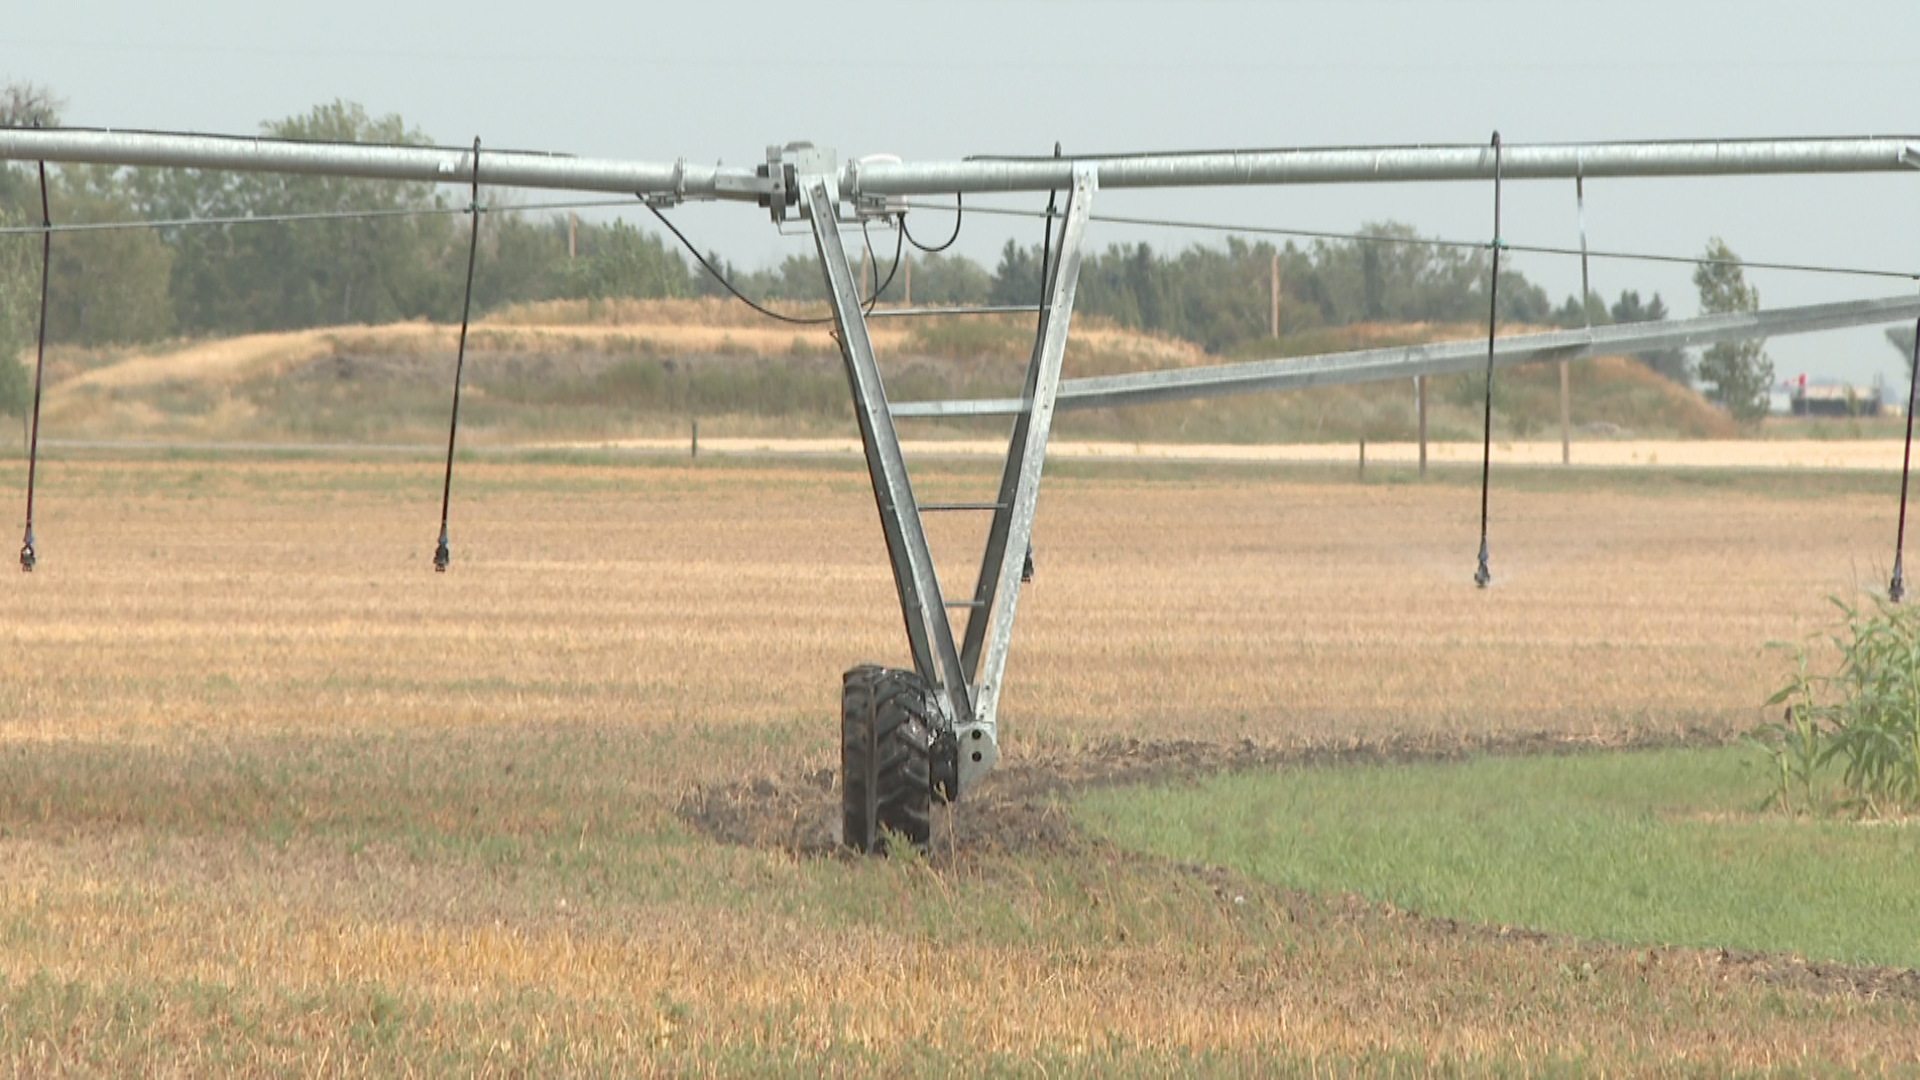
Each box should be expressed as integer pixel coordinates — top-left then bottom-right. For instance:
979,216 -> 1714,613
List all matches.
8,0 -> 1920,387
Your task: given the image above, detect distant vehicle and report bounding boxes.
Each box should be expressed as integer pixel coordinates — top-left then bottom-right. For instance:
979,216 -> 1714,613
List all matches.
1789,376 -> 1881,413
1789,377 -> 1882,418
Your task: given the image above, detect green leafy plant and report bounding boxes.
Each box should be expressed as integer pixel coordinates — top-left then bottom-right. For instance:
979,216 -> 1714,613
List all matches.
1753,651 -> 1824,813
1759,595 -> 1920,815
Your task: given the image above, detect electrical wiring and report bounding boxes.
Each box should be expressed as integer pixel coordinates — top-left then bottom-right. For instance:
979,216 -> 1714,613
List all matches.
901,192 -> 962,253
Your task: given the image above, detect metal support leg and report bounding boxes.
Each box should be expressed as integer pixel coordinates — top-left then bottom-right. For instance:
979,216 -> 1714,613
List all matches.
954,167 -> 1097,792
805,180 -> 974,733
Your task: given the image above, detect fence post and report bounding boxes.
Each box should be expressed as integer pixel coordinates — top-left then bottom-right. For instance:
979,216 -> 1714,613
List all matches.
1270,252 -> 1280,339
1416,376 -> 1428,479
1560,361 -> 1571,465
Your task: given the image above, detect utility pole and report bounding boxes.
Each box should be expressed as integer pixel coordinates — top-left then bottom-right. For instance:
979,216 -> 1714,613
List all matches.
568,212 -> 577,261
904,248 -> 912,306
1560,361 -> 1571,465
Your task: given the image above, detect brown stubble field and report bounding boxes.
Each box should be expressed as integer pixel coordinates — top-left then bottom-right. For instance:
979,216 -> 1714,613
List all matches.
1,453 -> 1916,1076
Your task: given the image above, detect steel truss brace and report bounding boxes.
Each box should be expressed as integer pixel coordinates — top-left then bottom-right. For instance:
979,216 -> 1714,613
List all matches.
806,180 -> 973,734
958,168 -> 1096,791
808,168 -> 1096,796
892,293 -> 1920,417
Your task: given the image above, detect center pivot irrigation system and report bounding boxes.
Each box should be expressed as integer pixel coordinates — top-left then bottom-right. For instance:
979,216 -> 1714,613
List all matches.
6,128 -> 1920,851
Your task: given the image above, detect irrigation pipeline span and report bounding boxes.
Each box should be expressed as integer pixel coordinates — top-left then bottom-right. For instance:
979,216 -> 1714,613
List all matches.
0,131 -> 1917,200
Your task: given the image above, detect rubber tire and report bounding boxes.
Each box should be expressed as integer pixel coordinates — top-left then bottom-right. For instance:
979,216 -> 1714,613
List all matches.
841,665 -> 933,854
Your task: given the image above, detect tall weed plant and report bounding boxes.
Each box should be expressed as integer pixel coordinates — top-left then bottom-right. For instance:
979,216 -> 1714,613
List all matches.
1760,595 -> 1920,814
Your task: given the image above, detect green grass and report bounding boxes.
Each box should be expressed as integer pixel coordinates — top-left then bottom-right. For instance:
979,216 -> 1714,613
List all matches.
1079,746 -> 1920,968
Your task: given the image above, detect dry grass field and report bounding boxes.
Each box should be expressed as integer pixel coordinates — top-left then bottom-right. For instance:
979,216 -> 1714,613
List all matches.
2,451 -> 1917,1075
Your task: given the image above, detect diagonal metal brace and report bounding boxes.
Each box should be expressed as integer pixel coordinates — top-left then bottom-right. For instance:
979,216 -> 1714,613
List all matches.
805,180 -> 974,732
955,166 -> 1097,792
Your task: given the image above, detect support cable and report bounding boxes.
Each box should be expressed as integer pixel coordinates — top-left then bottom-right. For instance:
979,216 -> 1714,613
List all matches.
1892,315 -> 1920,602
1037,143 -> 1063,311
433,138 -> 485,574
0,197 -> 640,238
1474,132 -> 1504,590
18,153 -> 52,573
1569,151 -> 1591,468
1576,152 -> 1593,328
19,194 -> 1911,283
903,200 -> 1920,283
901,192 -> 962,253
0,157 -> 1907,282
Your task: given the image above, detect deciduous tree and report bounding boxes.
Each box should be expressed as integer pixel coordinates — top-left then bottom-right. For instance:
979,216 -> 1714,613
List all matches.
131,100 -> 458,333
45,165 -> 175,346
1693,238 -> 1773,423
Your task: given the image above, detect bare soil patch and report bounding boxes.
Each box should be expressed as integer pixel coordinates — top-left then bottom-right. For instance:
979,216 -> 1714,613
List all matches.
677,726 -> 1734,859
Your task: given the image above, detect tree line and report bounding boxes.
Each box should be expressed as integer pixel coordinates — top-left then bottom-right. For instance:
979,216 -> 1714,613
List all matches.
4,91 -> 1784,424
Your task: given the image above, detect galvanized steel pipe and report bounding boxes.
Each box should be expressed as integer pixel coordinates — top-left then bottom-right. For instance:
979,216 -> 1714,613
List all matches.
850,138 -> 1920,196
0,128 -> 764,199
1,129 -> 1917,200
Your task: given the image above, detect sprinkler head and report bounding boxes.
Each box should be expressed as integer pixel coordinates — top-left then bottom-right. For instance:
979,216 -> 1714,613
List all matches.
18,541 -> 34,574
1474,539 -> 1491,589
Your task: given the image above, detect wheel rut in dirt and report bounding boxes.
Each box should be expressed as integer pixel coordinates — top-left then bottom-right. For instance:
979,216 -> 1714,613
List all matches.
675,725 -> 1920,1003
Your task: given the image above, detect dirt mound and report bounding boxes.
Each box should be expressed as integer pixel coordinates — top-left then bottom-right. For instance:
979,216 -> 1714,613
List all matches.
1506,353 -> 1739,439
675,762 -> 1088,859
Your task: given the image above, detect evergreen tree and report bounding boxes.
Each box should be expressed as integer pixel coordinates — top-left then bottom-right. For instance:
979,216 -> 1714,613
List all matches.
989,239 -> 1043,307
887,250 -> 990,306
1609,289 -> 1688,383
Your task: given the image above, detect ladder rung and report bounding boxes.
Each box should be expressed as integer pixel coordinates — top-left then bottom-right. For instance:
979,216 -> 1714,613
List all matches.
921,502 -> 1006,512
866,305 -> 1040,319
943,599 -> 987,608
